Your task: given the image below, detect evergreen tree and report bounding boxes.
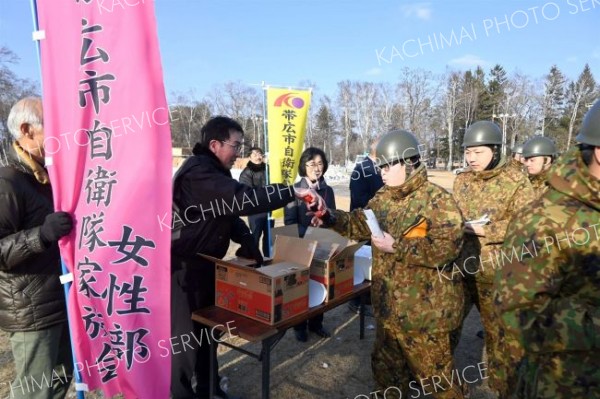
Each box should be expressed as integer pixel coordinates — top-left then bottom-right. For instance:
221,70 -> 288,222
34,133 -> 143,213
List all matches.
540,65 -> 566,141
313,100 -> 337,163
563,64 -> 596,150
478,64 -> 507,121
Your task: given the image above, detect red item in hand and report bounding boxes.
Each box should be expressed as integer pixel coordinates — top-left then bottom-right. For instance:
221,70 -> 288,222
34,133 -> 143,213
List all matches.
302,192 -> 326,218
313,209 -> 326,218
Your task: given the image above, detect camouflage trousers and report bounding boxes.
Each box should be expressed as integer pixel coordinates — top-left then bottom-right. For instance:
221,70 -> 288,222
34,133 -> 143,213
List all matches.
371,321 -> 464,399
461,276 -> 522,398
510,352 -> 600,399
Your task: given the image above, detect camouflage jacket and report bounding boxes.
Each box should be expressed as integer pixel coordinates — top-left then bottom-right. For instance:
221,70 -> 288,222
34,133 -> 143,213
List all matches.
453,156 -> 535,283
509,157 -> 526,175
494,148 -> 600,398
329,165 -> 464,333
528,168 -> 550,199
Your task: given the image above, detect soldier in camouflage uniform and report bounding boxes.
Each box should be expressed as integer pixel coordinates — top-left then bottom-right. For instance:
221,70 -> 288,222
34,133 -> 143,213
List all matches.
494,100 -> 600,399
510,143 -> 527,175
452,121 -> 535,398
522,136 -> 557,199
512,143 -> 525,164
315,130 -> 465,399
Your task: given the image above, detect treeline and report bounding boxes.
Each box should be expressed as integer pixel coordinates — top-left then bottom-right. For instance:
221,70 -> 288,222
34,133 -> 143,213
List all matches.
170,65 -> 598,169
0,47 -> 39,136
1,45 -> 597,170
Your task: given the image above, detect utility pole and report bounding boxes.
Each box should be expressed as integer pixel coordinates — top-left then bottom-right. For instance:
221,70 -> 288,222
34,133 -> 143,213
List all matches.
492,113 -> 516,156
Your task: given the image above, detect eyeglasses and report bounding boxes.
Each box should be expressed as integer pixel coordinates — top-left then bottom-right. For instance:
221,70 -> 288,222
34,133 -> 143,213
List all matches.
220,140 -> 243,153
305,162 -> 324,169
376,159 -> 402,173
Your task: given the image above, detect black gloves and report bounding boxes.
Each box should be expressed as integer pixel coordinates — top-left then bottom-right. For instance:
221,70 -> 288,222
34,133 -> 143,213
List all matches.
235,233 -> 263,267
40,212 -> 73,244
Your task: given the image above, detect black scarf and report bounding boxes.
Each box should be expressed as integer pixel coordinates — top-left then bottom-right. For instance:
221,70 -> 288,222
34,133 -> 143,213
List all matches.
246,160 -> 266,172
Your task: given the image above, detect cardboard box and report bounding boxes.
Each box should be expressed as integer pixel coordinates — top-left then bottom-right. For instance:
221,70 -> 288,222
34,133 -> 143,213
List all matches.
272,225 -> 366,303
304,227 -> 365,302
203,235 -> 317,325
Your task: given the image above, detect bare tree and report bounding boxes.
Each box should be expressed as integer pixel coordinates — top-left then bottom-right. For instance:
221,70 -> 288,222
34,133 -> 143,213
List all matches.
337,80 -> 354,164
0,46 -> 39,137
208,81 -> 263,154
441,71 -> 461,170
169,90 -> 212,148
458,69 -> 482,134
348,81 -> 378,153
502,73 -> 538,151
375,82 -> 396,134
397,68 -> 440,139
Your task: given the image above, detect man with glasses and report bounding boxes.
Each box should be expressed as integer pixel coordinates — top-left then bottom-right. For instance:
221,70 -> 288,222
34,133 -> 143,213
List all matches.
239,147 -> 271,256
170,116 -> 323,399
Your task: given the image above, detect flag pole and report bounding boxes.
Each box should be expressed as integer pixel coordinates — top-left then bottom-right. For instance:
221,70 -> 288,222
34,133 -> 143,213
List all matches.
262,82 -> 272,257
29,1 -> 86,397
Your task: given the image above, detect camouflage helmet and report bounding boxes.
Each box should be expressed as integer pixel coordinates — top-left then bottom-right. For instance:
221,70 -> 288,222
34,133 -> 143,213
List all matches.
375,129 -> 420,166
462,121 -> 502,148
576,99 -> 600,146
512,143 -> 524,154
522,136 -> 557,158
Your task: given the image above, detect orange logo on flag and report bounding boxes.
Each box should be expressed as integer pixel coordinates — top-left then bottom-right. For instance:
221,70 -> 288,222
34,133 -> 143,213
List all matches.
273,93 -> 305,109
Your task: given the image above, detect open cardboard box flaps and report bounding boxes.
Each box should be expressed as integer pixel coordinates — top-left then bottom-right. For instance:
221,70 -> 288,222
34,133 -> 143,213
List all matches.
200,235 -> 317,325
271,225 -> 366,302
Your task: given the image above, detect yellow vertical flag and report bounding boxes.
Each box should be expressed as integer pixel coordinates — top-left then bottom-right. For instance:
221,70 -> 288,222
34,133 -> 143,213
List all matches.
266,88 -> 311,218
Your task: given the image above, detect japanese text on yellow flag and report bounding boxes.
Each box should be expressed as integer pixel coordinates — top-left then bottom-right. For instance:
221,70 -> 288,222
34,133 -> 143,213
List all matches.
266,88 -> 311,218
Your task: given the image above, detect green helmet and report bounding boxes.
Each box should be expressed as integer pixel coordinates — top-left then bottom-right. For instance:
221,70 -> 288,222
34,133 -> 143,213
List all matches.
462,121 -> 502,148
512,143 -> 524,154
522,136 -> 557,158
576,100 -> 600,146
375,129 -> 420,166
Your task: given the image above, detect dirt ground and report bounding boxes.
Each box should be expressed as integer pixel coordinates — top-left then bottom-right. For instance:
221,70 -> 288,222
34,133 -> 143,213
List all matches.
0,171 -> 498,399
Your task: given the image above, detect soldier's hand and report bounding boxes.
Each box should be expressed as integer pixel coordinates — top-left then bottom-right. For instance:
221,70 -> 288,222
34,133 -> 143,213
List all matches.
308,206 -> 333,227
371,231 -> 396,253
310,215 -> 324,227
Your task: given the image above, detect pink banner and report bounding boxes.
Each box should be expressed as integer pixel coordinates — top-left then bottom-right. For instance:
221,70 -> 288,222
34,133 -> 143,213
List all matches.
37,0 -> 171,397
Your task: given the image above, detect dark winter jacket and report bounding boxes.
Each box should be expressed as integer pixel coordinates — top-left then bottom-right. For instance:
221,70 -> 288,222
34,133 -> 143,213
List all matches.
239,161 -> 266,188
0,141 -> 67,332
284,177 -> 336,238
171,146 -> 295,260
349,156 -> 384,211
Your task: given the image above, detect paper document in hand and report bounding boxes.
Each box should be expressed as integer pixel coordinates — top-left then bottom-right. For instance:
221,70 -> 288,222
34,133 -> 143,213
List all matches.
364,209 -> 384,238
466,213 -> 490,226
